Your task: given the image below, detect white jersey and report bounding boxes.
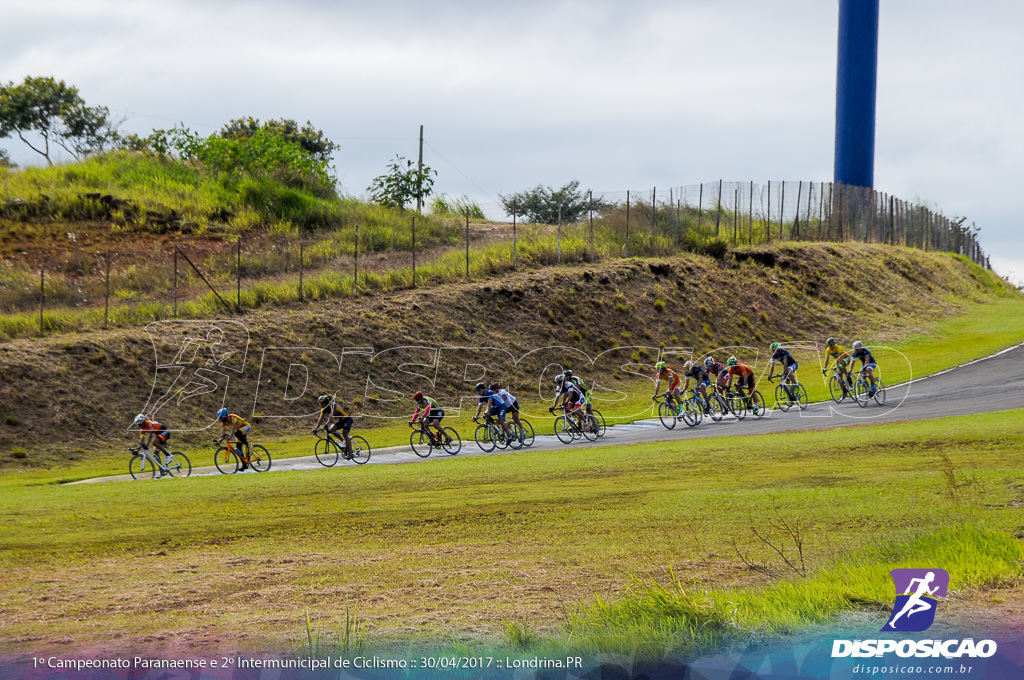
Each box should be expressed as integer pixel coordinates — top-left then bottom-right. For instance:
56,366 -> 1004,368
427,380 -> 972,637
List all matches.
495,388 -> 517,406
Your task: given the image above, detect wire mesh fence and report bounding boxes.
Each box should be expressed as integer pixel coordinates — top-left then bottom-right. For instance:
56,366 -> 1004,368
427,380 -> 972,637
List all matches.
1,180 -> 989,338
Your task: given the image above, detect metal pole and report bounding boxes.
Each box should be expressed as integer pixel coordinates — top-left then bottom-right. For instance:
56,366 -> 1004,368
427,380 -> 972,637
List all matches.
298,230 -> 304,301
104,250 -> 111,327
173,247 -> 178,317
416,124 -> 424,216
39,260 -> 44,335
715,179 -> 722,237
766,181 -> 771,243
589,191 -> 595,262
557,201 -> 563,264
236,238 -> 241,312
625,191 -> 631,257
512,198 -> 518,269
354,223 -> 359,294
412,215 -> 417,287
465,208 -> 470,279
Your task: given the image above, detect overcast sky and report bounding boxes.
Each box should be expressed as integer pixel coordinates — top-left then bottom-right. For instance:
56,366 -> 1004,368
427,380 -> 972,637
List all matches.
2,0 -> 1022,283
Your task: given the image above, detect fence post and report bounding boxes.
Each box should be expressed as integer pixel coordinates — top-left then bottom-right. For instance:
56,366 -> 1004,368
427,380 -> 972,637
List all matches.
779,181 -> 785,240
651,186 -> 657,241
749,181 -> 754,244
766,181 -> 771,243
354,222 -> 359,294
411,215 -> 417,288
793,181 -> 803,239
236,238 -> 242,312
733,188 -> 738,244
104,251 -> 111,327
39,259 -> 44,336
588,192 -> 594,262
465,208 -> 470,280
715,179 -> 722,237
696,185 -> 702,235
557,201 -> 563,264
298,230 -> 305,301
173,247 -> 178,317
625,191 -> 631,257
513,198 -> 518,269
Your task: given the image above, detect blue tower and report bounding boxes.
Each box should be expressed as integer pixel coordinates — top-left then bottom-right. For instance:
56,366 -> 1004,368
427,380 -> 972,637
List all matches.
834,0 -> 879,188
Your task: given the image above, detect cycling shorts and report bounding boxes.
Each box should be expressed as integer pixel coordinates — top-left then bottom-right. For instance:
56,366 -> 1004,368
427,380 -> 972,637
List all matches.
329,416 -> 354,433
736,374 -> 755,390
861,362 -> 877,372
426,409 -> 444,422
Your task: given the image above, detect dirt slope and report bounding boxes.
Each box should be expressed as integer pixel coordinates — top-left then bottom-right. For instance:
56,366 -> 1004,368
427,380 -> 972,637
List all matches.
0,242 -> 1012,463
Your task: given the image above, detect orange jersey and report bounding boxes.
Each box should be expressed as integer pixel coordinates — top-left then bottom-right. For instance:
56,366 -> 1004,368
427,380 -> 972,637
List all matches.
728,364 -> 754,380
655,369 -> 682,391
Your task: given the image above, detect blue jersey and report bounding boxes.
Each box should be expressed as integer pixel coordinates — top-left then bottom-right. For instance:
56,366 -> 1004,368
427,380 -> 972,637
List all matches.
852,347 -> 876,366
771,348 -> 797,367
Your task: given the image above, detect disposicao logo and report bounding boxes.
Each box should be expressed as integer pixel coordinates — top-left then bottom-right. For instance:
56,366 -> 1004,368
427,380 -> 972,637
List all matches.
881,568 -> 949,632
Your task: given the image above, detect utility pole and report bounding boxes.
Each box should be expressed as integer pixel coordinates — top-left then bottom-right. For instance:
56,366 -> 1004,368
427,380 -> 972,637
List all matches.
416,125 -> 424,216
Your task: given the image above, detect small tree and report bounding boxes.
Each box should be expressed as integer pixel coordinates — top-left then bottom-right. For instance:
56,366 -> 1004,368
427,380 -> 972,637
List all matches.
367,155 -> 436,210
499,180 -> 607,224
219,117 -> 339,165
0,76 -> 116,165
0,147 -> 12,168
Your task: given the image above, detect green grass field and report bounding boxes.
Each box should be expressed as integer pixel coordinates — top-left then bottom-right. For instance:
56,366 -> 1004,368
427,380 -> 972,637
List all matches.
1,408 -> 1022,658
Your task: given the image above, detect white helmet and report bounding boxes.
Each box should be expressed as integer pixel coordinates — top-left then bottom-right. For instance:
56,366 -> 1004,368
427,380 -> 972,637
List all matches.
683,361 -> 693,370
132,413 -> 147,426
852,340 -> 863,350
704,357 -> 714,368
554,373 -> 565,384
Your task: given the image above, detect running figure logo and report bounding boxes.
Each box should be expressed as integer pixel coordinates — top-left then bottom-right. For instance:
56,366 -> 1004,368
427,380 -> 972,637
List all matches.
881,568 -> 949,632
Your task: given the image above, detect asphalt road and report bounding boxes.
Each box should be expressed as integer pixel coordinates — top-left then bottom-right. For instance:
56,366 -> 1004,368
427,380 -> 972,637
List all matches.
76,342 -> 1024,483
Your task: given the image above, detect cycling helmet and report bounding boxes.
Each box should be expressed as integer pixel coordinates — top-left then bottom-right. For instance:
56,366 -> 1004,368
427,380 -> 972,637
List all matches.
703,357 -> 713,369
727,356 -> 737,366
132,413 -> 147,427
654,361 -> 666,371
564,369 -> 573,379
216,408 -> 229,419
475,382 -> 486,391
318,394 -> 331,406
770,342 -> 781,351
826,337 -> 836,346
683,361 -> 693,370
852,340 -> 863,350
554,374 -> 565,384
412,390 -> 424,401
490,381 -> 500,390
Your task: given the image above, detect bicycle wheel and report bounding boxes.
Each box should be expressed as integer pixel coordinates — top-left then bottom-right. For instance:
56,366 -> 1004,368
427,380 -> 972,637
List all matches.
248,444 -> 272,472
590,410 -> 607,436
581,414 -> 599,441
774,383 -> 792,412
441,427 -> 461,455
794,383 -> 808,409
681,398 -> 702,427
491,424 -> 510,450
314,437 -> 339,467
164,451 -> 192,477
410,430 -> 433,457
214,446 -> 239,474
707,394 -> 726,422
129,453 -> 155,480
474,423 -> 496,452
727,394 -> 747,420
828,375 -> 845,403
872,380 -> 887,406
750,391 -> 767,417
505,423 -> 524,449
853,379 -> 870,407
349,435 -> 371,464
658,401 -> 678,429
554,415 -> 573,444
517,418 -> 535,446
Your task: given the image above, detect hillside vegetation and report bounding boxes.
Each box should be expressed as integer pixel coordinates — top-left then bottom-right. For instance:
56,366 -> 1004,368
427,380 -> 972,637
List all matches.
0,239 -> 1015,464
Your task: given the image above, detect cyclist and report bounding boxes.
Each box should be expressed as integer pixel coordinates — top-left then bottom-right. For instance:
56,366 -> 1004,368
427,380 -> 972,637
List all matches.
652,361 -> 683,408
766,342 -> 799,385
492,381 -> 526,435
551,373 -> 586,429
681,360 -> 712,412
821,337 -> 853,392
850,340 -> 879,396
725,356 -> 762,411
473,381 -> 506,435
705,356 -> 729,395
410,390 -> 447,443
564,369 -> 595,416
217,407 -> 252,471
132,413 -> 171,470
312,394 -> 354,458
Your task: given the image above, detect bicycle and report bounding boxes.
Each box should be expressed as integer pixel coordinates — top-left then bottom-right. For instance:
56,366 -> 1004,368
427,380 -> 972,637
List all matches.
515,417 -> 536,446
653,392 -> 701,429
313,428 -> 371,466
824,365 -> 855,403
770,375 -> 808,412
701,388 -> 728,422
128,445 -> 191,479
213,437 -> 272,474
724,385 -> 766,419
473,415 -> 522,452
550,404 -> 598,443
409,421 -> 462,457
853,368 -> 887,407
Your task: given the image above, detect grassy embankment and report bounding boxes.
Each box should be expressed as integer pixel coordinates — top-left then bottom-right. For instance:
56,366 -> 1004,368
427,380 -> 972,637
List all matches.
0,409 -> 1021,659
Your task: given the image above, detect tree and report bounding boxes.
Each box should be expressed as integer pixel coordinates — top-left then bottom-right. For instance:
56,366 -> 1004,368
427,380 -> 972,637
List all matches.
219,117 -> 338,165
499,180 -> 607,224
0,147 -> 12,168
367,155 -> 436,210
0,76 -> 116,165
